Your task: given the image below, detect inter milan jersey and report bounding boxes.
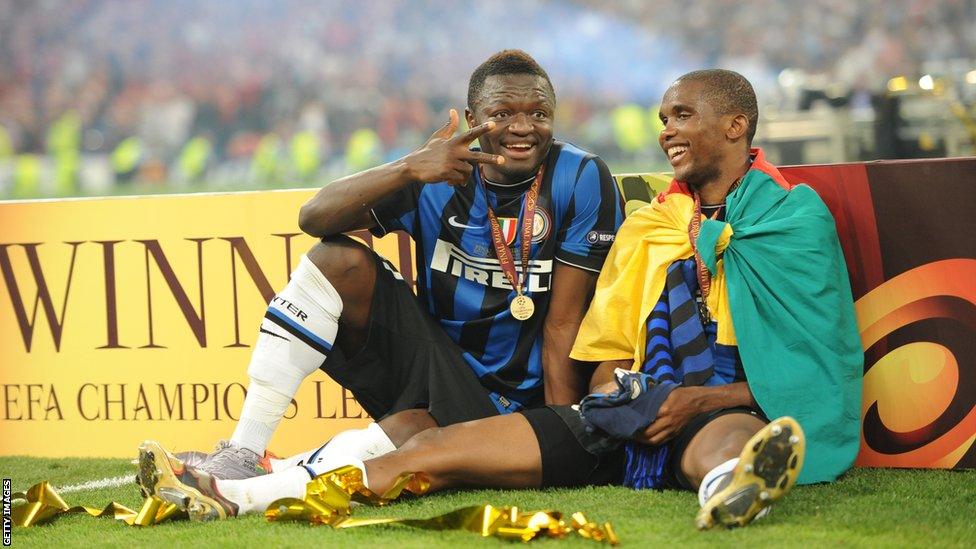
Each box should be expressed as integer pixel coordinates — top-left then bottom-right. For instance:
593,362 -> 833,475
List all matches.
370,141 -> 623,411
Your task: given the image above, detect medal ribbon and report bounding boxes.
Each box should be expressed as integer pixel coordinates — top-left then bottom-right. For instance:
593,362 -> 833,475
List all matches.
688,179 -> 740,318
688,192 -> 713,302
482,165 -> 544,298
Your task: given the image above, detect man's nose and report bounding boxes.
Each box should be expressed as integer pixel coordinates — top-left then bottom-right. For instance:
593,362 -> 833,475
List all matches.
660,122 -> 677,141
508,113 -> 532,134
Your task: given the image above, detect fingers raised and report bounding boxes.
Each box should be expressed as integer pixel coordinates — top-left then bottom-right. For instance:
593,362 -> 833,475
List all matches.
462,150 -> 505,165
431,109 -> 459,140
453,120 -> 495,144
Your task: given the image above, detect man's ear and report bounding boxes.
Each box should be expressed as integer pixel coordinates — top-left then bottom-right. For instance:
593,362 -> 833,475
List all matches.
464,108 -> 477,129
726,113 -> 749,141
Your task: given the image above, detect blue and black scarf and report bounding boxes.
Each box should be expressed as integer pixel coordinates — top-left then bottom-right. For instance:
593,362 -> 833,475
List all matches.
579,258 -> 742,488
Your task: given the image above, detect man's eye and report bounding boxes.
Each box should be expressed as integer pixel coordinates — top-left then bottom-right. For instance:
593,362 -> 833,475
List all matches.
492,112 -> 509,119
678,112 -> 691,120
533,111 -> 549,119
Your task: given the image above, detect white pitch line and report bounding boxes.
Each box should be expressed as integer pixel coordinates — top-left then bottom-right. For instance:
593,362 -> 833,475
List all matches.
55,474 -> 133,494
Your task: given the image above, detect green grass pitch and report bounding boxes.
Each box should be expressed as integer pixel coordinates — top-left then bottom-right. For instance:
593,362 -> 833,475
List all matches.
3,456 -> 975,548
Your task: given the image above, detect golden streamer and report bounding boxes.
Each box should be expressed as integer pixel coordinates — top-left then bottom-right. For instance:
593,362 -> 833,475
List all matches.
14,469 -> 617,544
265,467 -> 618,544
340,505 -> 620,544
11,481 -> 183,527
264,465 -> 431,525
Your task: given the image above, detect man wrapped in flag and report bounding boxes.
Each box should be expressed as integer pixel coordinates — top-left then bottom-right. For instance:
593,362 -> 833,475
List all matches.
567,69 -> 863,527
138,69 -> 862,530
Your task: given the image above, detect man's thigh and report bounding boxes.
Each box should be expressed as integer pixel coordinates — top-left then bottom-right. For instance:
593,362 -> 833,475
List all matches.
320,251 -> 497,425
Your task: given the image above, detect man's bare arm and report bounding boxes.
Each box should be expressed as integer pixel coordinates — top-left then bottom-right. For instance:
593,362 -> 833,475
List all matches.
297,110 -> 503,237
542,262 -> 599,405
587,360 -> 756,445
635,382 -> 756,445
588,359 -> 632,392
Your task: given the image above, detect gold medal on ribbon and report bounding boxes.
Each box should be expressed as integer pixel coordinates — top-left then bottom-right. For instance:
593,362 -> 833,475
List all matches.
510,294 -> 535,321
482,165 -> 544,322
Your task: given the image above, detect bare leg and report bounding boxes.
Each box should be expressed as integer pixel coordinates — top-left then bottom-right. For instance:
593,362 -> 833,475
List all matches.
364,413 -> 543,494
679,412 -> 766,489
377,409 -> 439,446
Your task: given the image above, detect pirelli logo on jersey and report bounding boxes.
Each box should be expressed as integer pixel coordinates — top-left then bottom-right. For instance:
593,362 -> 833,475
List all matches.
430,239 -> 553,292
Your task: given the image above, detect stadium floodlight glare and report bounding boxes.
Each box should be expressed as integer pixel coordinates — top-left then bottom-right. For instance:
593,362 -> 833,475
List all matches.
966,70 -> 976,85
887,76 -> 909,92
778,68 -> 800,88
918,75 -> 935,91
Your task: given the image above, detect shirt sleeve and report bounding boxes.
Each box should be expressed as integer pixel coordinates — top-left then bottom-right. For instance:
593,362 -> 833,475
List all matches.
555,156 -> 624,272
369,182 -> 422,238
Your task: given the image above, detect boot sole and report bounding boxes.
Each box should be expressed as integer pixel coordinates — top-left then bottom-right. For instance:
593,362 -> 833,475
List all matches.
696,416 -> 805,530
138,440 -> 227,521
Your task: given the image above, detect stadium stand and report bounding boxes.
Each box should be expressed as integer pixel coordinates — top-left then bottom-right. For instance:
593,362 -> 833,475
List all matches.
0,0 -> 974,197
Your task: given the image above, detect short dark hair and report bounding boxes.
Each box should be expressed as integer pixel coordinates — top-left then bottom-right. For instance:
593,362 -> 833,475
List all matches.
676,69 -> 759,144
467,49 -> 554,109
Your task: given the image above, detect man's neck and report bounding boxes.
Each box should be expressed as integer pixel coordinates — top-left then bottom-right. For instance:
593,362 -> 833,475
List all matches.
481,165 -> 537,187
483,171 -> 536,198
695,155 -> 752,205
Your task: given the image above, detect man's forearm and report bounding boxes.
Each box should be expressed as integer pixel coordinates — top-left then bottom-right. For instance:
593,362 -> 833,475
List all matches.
686,382 -> 755,415
589,359 -> 631,391
542,322 -> 590,404
298,158 -> 413,237
298,113 -> 501,238
541,263 -> 599,405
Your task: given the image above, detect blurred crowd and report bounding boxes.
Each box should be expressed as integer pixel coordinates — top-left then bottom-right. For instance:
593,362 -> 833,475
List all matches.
603,0 -> 975,92
0,0 -> 973,194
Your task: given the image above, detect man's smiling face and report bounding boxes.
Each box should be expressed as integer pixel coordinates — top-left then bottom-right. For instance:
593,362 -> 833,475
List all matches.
467,73 -> 555,183
657,79 -> 731,188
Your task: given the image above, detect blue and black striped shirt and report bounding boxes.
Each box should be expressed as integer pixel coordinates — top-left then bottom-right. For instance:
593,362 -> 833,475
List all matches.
370,142 -> 624,410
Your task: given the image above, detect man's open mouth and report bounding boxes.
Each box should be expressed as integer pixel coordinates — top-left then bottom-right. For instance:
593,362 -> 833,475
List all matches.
503,142 -> 536,159
667,145 -> 688,165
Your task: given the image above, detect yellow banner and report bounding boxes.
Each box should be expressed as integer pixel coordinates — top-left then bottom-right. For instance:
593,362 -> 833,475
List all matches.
0,190 -> 414,458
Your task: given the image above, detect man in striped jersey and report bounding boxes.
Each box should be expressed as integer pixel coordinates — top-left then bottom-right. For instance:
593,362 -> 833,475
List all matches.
138,69 -> 860,532
179,49 -> 624,483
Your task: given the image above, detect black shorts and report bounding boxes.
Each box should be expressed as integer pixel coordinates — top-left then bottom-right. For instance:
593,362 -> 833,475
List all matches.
522,406 -> 625,488
523,403 -> 766,489
320,252 -> 499,426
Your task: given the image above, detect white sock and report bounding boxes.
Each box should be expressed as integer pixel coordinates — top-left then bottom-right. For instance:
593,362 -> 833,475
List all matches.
231,255 -> 342,454
231,382 -> 289,455
269,448 -> 317,473
216,466 -> 312,515
305,455 -> 368,487
269,423 -> 396,472
699,458 -> 738,506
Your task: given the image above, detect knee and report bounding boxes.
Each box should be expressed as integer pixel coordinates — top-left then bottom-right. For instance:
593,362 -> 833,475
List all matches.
679,416 -> 765,488
379,410 -> 439,447
399,426 -> 448,453
306,236 -> 375,288
681,443 -> 732,489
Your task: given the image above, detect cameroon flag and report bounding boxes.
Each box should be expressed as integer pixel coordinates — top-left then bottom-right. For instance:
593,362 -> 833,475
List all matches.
572,149 -> 863,484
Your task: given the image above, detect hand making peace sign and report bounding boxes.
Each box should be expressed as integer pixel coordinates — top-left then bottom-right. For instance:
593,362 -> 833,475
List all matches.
403,109 -> 505,186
